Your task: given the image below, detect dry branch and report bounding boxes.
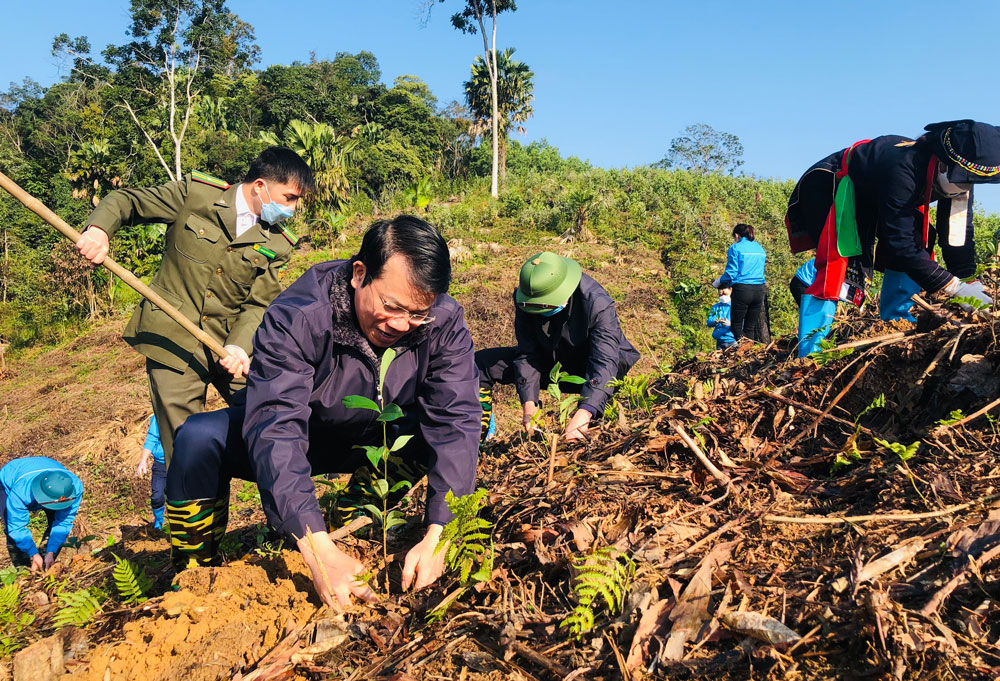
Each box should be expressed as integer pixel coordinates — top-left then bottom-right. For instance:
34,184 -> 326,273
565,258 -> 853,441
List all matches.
669,419 -> 731,486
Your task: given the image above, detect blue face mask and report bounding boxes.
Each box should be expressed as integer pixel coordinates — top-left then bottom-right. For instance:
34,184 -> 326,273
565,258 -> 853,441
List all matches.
258,183 -> 295,225
540,304 -> 565,317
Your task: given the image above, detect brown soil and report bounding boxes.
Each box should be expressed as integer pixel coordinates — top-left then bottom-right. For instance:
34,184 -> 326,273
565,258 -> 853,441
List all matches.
67,553 -> 317,681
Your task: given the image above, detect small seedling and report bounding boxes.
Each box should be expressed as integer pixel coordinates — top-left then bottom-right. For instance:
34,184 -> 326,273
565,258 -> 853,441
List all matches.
604,373 -> 655,422
808,336 -> 854,366
856,393 -> 885,423
936,409 -> 966,427
947,295 -> 989,311
546,362 -> 586,428
342,347 -> 414,569
874,438 -> 919,462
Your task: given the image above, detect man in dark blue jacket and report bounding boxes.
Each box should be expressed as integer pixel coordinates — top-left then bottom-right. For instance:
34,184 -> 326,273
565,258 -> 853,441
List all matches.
786,120 -> 1000,355
165,216 -> 481,608
476,252 -> 640,442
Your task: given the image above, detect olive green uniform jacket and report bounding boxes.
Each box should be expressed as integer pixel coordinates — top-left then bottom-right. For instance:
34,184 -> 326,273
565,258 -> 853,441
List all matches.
85,174 -> 294,372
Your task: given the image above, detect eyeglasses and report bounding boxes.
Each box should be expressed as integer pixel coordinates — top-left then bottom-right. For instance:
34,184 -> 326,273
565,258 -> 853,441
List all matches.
371,281 -> 435,325
517,301 -> 563,312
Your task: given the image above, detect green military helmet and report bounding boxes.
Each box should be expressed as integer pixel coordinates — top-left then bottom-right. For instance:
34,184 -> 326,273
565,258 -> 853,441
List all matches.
31,470 -> 77,511
515,252 -> 582,313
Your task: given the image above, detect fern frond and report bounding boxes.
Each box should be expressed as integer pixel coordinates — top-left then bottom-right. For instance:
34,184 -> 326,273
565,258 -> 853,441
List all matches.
112,554 -> 152,605
0,583 -> 20,614
559,606 -> 595,640
53,588 -> 104,628
561,546 -> 634,640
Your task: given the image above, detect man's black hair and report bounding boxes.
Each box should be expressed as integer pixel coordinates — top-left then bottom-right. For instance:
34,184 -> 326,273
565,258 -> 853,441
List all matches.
355,215 -> 451,295
245,146 -> 315,194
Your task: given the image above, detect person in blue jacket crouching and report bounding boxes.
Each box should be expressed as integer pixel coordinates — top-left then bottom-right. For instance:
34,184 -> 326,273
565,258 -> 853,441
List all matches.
0,457 -> 83,571
707,286 -> 737,350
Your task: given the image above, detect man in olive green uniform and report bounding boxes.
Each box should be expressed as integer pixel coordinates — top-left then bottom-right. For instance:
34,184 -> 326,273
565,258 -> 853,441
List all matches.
75,147 -> 314,463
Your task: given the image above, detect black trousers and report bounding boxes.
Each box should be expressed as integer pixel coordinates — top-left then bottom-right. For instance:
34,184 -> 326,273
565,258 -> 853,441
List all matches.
0,486 -> 55,567
789,275 -> 809,309
475,347 -> 633,395
730,283 -> 766,342
165,405 -> 431,502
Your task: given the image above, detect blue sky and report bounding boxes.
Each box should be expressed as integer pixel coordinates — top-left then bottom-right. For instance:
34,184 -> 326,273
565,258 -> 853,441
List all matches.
3,0 -> 1000,211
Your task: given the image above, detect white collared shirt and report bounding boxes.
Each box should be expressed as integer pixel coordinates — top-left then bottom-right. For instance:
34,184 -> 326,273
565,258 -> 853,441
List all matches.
234,184 -> 259,238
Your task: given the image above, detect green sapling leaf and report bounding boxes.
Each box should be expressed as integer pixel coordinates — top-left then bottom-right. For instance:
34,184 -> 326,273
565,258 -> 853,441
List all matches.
390,434 -> 414,452
378,403 -> 404,422
342,395 -> 380,411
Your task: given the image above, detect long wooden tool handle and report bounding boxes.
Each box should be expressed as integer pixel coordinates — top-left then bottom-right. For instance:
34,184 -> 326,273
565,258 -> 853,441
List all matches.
0,169 -> 230,360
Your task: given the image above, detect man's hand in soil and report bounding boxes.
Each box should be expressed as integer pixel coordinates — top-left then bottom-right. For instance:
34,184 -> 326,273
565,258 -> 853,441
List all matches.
44,552 -> 55,570
401,523 -> 446,591
220,345 -> 251,379
564,408 -> 592,441
75,226 -> 109,265
296,530 -> 377,609
30,554 -> 44,572
522,401 -> 539,435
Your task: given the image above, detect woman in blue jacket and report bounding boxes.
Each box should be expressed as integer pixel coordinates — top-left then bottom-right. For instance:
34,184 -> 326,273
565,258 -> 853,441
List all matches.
0,457 -> 83,571
714,223 -> 767,342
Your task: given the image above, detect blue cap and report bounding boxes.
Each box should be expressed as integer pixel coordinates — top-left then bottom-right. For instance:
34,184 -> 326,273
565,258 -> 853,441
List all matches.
31,471 -> 77,511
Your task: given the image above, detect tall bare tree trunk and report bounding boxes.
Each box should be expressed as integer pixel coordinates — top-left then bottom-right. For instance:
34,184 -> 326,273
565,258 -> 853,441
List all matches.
1,225 -> 8,303
498,133 -> 508,190
475,3 -> 500,199
489,1 -> 499,198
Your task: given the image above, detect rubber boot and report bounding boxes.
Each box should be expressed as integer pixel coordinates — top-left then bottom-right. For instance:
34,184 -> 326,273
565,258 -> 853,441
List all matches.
166,497 -> 228,570
797,294 -> 838,357
879,269 -> 920,322
151,504 -> 165,530
479,387 -> 495,444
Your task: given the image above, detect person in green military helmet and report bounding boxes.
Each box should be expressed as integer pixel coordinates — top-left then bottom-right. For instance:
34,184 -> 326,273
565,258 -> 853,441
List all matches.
475,252 -> 640,443
75,147 -> 315,464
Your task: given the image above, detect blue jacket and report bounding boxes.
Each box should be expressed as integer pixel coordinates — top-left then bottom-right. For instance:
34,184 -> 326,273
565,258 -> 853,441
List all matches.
720,238 -> 766,286
143,415 -> 165,464
0,457 -> 83,556
244,260 -> 481,540
706,302 -> 736,345
794,258 -> 817,286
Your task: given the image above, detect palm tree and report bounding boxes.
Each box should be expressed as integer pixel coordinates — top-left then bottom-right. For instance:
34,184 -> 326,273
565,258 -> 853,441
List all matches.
260,120 -> 358,213
464,48 -> 534,190
64,140 -> 122,207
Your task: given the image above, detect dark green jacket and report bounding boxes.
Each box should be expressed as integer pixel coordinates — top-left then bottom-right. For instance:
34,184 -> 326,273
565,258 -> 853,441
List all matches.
86,173 -> 294,372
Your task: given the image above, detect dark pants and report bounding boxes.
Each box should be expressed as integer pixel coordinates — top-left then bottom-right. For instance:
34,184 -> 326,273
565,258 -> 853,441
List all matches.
0,486 -> 54,567
150,459 -> 166,509
789,275 -> 809,309
730,284 -> 766,342
147,349 -> 247,467
166,405 -> 430,520
475,346 -> 633,395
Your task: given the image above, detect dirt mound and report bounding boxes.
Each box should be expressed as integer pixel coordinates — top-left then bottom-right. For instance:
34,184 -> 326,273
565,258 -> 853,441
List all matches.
68,553 -> 317,681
